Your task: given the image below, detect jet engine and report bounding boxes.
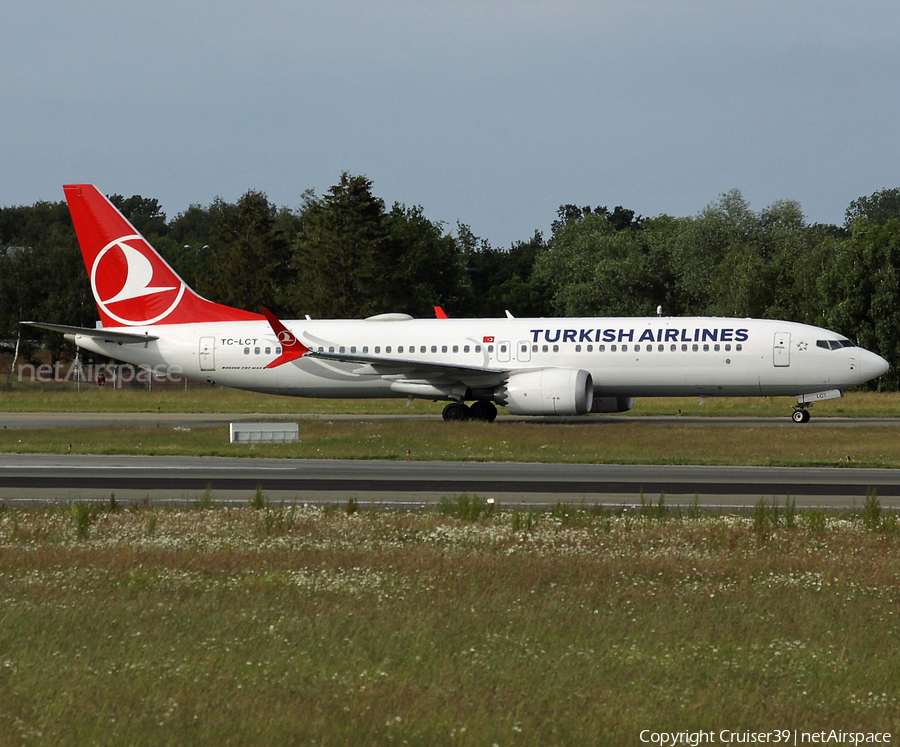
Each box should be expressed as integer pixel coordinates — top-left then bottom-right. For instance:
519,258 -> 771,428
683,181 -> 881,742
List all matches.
496,368 -> 593,416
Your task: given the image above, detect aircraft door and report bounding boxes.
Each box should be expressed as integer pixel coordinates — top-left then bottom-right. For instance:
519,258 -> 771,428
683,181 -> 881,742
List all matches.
773,332 -> 790,367
199,336 -> 216,371
497,340 -> 511,363
517,340 -> 532,362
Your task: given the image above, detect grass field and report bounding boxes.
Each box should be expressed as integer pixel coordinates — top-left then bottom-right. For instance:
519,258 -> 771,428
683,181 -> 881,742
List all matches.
0,501 -> 898,745
3,385 -> 898,743
2,383 -> 900,418
3,417 -> 900,468
4,387 -> 900,468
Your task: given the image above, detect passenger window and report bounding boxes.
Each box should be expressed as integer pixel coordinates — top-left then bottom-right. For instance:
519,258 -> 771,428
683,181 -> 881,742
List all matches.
542,345 -> 548,353
464,345 -> 470,353
703,344 -> 709,352
420,346 -> 426,353
634,345 -> 640,352
611,345 -> 617,352
362,346 -> 369,353
692,344 -> 698,352
275,347 -> 282,355
599,345 -> 605,352
350,346 -> 356,353
475,345 -> 481,353
724,344 -> 731,352
329,346 -> 335,353
339,347 -> 345,354
621,345 -> 628,352
453,345 -> 459,353
681,344 -> 687,352
587,345 -> 593,352
431,345 -> 437,353
243,347 -> 249,355
736,344 -> 743,351
265,347 -> 271,355
714,344 -> 720,352
385,346 -> 391,354
553,345 -> 559,353
442,345 -> 448,353
575,345 -> 582,352
670,344 -> 676,352
658,345 -> 664,352
374,346 -> 380,354
254,347 -> 260,354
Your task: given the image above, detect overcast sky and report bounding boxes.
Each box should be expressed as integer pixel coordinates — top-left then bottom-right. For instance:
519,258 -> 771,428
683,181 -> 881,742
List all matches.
4,1 -> 899,247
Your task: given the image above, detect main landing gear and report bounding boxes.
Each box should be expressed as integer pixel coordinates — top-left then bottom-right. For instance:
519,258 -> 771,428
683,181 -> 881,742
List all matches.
791,405 -> 811,423
441,401 -> 498,422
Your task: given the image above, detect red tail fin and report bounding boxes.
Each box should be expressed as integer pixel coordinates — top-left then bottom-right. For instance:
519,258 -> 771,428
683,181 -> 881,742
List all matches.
64,184 -> 262,327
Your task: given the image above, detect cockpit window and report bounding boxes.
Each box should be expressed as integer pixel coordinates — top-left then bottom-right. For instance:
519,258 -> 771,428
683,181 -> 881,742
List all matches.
817,339 -> 856,351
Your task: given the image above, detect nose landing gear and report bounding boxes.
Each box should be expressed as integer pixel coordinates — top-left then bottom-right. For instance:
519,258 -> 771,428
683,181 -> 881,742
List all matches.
791,389 -> 843,423
791,406 -> 811,423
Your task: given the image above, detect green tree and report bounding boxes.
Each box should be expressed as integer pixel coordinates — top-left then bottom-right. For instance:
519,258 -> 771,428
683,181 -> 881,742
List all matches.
290,174 -> 392,318
534,213 -> 657,316
666,189 -> 759,314
0,201 -> 91,365
822,219 -> 900,389
465,230 -> 550,318
845,188 -> 900,228
109,194 -> 168,239
201,191 -> 292,314
384,204 -> 468,317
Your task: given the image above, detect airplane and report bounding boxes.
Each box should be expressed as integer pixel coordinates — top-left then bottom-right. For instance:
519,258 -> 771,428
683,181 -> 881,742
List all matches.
24,184 -> 889,424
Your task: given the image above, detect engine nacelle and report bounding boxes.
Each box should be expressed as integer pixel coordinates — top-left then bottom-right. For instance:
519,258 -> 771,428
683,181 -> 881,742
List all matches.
496,368 -> 593,416
590,396 -> 635,413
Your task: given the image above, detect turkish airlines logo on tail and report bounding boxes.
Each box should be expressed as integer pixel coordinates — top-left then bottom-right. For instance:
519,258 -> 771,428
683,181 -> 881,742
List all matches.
90,235 -> 185,325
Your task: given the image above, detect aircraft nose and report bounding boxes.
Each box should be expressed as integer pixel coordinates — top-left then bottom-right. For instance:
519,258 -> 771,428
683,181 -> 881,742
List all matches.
860,349 -> 890,381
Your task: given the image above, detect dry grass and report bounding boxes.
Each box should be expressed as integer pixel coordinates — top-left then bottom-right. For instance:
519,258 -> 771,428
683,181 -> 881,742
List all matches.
0,503 -> 898,744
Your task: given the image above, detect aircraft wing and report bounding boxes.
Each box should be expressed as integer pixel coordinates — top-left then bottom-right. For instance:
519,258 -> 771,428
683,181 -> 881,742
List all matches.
21,322 -> 159,344
309,348 -> 509,386
261,308 -> 509,388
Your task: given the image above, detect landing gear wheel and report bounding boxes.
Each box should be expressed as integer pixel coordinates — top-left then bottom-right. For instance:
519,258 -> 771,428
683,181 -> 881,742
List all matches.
469,401 -> 498,422
442,402 -> 470,421
792,409 -> 811,423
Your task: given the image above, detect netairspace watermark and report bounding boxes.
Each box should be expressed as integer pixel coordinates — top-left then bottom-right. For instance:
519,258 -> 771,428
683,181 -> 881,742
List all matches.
639,731 -> 891,746
18,362 -> 186,385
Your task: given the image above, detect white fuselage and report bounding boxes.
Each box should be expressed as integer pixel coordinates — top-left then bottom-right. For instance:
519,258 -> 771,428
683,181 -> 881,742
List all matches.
71,316 -> 888,401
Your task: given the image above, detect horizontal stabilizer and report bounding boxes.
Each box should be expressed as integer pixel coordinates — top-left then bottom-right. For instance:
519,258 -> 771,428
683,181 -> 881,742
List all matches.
21,322 -> 159,344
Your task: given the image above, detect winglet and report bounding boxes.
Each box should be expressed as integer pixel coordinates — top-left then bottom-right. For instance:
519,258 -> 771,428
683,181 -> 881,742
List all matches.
434,306 -> 449,319
262,308 -> 310,368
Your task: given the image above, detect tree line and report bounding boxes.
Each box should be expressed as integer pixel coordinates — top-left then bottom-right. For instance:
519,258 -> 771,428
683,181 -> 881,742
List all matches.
3,173 -> 900,388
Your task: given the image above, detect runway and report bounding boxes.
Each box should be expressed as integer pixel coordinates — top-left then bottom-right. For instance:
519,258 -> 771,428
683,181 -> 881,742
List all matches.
2,453 -> 899,508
